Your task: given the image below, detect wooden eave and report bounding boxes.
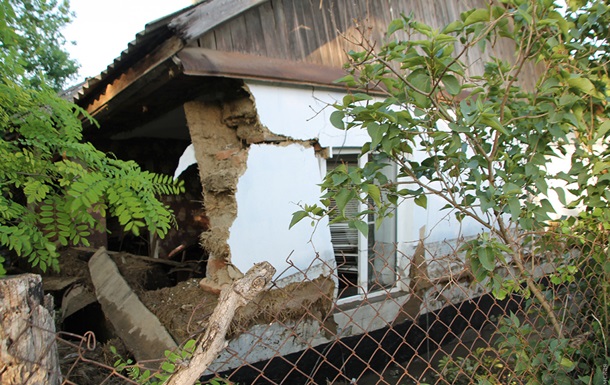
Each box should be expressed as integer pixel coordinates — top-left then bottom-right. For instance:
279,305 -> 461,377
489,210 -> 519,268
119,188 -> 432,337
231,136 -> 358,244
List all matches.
176,48 -> 350,90
80,46 -> 362,133
75,0 -> 273,116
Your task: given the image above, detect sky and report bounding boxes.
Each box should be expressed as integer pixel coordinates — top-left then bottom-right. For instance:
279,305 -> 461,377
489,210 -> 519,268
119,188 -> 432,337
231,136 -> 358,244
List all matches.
63,0 -> 192,86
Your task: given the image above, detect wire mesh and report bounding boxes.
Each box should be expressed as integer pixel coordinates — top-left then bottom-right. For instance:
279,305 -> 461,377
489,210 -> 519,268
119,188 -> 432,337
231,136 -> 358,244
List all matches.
6,233 -> 607,385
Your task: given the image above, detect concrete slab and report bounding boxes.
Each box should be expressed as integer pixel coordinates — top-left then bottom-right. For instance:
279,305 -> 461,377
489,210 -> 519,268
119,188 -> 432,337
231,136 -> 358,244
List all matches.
88,247 -> 177,361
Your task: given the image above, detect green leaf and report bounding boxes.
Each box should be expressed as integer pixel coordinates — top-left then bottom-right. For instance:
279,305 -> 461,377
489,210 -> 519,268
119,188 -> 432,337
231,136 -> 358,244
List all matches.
330,110 -> 345,129
289,210 -> 309,229
351,220 -> 369,236
478,247 -> 496,271
442,20 -> 464,34
567,77 -> 597,96
183,339 -> 196,352
335,189 -> 356,216
507,197 -> 521,221
480,116 -> 508,135
559,357 -> 574,369
463,9 -> 490,26
567,0 -> 587,11
387,18 -> 405,35
161,361 -> 175,373
407,69 -> 431,93
442,75 -> 461,96
364,184 -> 381,206
594,121 -> 610,141
414,194 -> 427,209
367,122 -> 386,150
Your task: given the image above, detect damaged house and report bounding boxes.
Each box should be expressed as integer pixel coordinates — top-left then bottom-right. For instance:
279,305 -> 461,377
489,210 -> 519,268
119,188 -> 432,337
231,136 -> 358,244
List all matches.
68,0 -> 548,382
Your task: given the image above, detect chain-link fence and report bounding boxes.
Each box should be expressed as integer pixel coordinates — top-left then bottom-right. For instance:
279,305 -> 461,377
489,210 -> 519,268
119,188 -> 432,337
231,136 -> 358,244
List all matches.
5,231 -> 608,385
185,235 -> 607,385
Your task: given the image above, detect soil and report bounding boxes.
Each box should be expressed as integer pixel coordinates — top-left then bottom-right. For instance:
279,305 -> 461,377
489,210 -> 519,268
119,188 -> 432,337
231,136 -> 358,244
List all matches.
139,279 -> 218,343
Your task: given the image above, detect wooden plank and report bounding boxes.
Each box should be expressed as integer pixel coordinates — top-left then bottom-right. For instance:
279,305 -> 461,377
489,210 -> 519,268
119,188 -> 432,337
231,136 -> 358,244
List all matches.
212,21 -> 234,51
257,1 -> 281,58
311,0 -> 333,65
270,0 -> 290,59
243,5 -> 266,55
229,15 -> 250,53
168,0 -> 268,41
197,31 -> 217,49
300,0 -> 323,64
319,0 -> 343,68
283,0 -> 307,61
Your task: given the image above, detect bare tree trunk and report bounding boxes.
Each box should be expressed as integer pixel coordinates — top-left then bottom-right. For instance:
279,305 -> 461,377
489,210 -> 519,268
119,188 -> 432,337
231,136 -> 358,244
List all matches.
0,274 -> 60,385
166,262 -> 275,385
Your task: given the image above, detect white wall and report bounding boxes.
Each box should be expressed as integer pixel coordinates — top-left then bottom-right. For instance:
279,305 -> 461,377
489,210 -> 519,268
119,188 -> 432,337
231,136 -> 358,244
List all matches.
168,82 -> 497,282
245,82 -> 370,148
227,143 -> 335,280
245,81 -> 483,249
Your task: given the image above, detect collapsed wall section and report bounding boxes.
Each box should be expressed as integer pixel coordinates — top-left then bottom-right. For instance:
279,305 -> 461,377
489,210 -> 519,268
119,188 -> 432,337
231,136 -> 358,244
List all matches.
183,85 -> 336,294
183,98 -> 248,292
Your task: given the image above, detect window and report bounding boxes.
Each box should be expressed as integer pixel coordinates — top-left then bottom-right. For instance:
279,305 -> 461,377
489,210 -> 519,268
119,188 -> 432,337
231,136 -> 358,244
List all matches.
327,149 -> 397,299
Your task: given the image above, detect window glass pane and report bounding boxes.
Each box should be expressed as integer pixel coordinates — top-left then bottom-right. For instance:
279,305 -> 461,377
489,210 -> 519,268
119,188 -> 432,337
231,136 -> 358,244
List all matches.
368,158 -> 397,292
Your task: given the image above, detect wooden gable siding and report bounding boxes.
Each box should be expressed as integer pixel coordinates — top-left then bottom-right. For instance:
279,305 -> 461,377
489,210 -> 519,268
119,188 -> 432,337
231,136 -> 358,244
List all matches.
187,0 -> 539,85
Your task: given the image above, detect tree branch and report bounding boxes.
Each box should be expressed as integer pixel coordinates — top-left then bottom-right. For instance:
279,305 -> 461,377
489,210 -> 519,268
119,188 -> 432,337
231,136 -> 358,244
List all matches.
165,262 -> 275,385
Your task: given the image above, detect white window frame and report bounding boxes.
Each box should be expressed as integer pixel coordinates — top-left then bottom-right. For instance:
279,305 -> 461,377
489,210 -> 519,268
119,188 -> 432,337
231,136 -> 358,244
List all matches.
324,147 -> 399,304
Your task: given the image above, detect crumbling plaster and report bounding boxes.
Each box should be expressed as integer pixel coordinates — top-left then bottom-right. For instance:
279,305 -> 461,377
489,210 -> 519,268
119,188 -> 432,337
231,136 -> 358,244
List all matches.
182,85 -> 338,293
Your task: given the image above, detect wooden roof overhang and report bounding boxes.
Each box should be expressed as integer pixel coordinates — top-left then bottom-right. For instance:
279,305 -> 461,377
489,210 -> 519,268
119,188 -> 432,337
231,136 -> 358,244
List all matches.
74,0 -> 361,137
176,48 -> 348,88
78,48 -> 354,140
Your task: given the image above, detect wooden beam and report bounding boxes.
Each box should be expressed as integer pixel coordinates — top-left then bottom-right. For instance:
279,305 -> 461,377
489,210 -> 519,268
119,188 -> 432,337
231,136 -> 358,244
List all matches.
168,0 -> 269,41
82,36 -> 185,118
177,47 -> 352,91
165,261 -> 275,385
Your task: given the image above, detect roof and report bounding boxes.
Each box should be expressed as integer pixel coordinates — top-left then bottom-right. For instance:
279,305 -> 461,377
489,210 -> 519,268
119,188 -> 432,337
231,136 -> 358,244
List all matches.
75,0 -> 539,131
74,0 -> 278,106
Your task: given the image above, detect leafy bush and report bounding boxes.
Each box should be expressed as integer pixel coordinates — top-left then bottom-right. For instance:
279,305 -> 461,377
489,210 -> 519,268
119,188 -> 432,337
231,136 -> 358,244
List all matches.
293,0 -> 610,382
0,0 -> 184,274
111,341 -> 235,385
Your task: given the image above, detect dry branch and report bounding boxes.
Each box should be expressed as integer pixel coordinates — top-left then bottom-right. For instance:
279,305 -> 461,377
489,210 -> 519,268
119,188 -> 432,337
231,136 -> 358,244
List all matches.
166,261 -> 275,385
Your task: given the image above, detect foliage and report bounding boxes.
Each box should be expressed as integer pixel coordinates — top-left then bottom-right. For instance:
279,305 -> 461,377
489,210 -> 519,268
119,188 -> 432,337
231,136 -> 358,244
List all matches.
437,347 -> 511,385
0,0 -> 184,274
1,0 -> 78,90
291,0 -> 610,382
110,341 -> 235,385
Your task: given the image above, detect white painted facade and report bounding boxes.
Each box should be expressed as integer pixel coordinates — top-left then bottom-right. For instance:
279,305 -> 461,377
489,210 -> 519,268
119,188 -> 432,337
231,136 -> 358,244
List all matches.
176,81 -> 569,370
228,81 -> 484,283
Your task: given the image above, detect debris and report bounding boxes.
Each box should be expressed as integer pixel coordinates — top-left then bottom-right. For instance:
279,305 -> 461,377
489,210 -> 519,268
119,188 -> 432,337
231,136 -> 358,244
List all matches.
60,283 -> 97,321
88,247 -> 178,361
166,261 -> 275,385
41,276 -> 80,293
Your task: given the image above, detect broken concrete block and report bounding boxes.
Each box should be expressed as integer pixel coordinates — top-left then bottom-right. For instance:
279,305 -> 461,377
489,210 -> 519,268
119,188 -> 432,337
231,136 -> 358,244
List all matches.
61,283 -> 97,321
88,247 -> 177,361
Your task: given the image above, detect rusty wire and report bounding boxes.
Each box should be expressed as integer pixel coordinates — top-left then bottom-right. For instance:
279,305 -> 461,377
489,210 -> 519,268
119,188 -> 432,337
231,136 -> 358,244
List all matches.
7,234 -> 607,385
